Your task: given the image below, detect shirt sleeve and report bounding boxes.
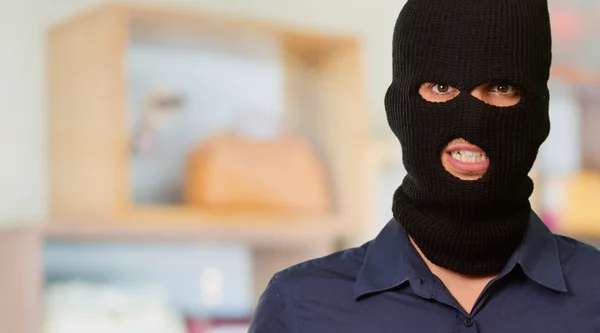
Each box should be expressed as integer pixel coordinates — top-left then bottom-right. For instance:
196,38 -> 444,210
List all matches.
248,274 -> 297,333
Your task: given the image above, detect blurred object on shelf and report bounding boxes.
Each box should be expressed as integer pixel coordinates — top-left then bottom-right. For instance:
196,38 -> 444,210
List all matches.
229,108 -> 287,140
43,281 -> 187,333
187,318 -> 250,333
44,241 -> 252,318
128,38 -> 284,206
560,171 -> 600,236
550,64 -> 600,85
185,131 -> 332,215
132,85 -> 186,156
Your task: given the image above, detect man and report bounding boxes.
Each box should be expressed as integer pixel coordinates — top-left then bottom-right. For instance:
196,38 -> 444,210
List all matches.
249,0 -> 600,331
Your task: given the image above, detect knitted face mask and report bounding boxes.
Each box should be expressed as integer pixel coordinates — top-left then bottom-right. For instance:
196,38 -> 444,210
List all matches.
386,0 -> 552,275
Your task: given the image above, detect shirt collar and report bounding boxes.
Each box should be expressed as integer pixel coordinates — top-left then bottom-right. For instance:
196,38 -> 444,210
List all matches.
354,211 -> 566,300
354,218 -> 428,300
515,211 -> 567,292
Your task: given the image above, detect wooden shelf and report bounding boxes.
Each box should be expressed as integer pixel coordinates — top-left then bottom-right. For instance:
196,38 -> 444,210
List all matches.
43,209 -> 343,249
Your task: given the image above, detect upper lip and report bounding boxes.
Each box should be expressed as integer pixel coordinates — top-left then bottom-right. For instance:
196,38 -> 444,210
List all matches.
445,143 -> 485,153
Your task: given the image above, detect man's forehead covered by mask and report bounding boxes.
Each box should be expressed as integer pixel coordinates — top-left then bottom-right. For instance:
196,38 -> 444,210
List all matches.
393,0 -> 552,92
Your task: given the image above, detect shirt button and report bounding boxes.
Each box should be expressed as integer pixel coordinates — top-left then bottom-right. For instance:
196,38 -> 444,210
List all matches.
464,317 -> 474,327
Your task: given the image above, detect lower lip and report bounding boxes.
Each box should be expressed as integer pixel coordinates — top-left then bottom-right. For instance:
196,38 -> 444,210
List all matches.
445,152 -> 490,173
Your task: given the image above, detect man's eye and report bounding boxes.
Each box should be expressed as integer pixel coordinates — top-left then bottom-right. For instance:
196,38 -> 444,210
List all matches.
490,84 -> 517,94
431,83 -> 457,95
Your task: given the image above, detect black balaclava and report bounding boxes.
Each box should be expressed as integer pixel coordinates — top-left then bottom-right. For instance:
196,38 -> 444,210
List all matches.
385,0 -> 552,275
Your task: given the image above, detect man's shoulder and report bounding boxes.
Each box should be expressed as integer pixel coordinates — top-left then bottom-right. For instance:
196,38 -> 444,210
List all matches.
554,234 -> 600,286
269,242 -> 370,293
555,234 -> 600,265
250,243 -> 371,332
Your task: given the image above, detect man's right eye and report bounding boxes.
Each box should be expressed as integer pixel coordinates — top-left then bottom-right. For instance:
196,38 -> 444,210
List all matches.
431,83 -> 458,95
419,82 -> 461,103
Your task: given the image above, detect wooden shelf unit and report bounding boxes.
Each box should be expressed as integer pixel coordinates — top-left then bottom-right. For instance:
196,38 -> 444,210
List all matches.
48,4 -> 368,230
48,2 -> 368,238
44,3 -> 369,326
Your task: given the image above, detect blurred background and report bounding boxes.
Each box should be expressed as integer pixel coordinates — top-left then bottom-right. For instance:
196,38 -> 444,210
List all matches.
0,0 -> 598,332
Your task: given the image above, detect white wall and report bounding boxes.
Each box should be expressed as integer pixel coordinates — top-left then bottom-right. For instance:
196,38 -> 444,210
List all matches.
0,1 -> 46,226
0,0 -> 405,226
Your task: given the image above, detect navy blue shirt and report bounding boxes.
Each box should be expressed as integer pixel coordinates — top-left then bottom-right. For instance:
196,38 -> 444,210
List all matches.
249,213 -> 600,332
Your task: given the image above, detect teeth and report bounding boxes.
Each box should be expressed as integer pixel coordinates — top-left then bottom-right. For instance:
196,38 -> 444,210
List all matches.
450,150 -> 488,163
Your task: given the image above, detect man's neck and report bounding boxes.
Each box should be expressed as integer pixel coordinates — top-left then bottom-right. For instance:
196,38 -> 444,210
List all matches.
410,238 -> 498,314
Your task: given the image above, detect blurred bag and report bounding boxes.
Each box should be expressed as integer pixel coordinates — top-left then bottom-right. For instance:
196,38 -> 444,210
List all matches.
184,133 -> 332,215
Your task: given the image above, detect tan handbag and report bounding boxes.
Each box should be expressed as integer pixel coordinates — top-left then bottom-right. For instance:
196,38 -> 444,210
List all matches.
184,133 -> 332,215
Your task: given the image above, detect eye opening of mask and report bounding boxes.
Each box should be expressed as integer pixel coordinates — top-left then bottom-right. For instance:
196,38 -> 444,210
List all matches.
418,82 -> 460,103
469,81 -> 522,107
